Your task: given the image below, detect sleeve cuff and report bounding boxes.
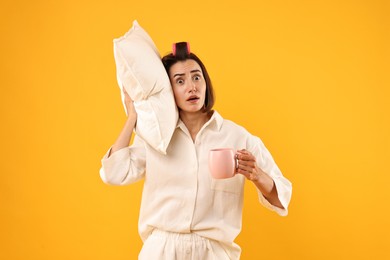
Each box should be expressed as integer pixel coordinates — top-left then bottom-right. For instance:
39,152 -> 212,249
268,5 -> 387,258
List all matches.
257,177 -> 292,216
100,146 -> 131,185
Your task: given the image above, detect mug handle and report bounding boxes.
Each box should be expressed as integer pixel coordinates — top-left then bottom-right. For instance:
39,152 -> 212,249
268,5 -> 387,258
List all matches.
234,153 -> 239,172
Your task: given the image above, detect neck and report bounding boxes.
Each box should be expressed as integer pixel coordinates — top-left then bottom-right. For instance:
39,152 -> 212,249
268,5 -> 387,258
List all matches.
179,110 -> 212,141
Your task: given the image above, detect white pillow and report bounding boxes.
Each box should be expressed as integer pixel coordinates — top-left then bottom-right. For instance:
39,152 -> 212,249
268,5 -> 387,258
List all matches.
113,20 -> 178,154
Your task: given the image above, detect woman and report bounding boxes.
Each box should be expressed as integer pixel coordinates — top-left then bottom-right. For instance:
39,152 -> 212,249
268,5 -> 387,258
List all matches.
100,42 -> 292,259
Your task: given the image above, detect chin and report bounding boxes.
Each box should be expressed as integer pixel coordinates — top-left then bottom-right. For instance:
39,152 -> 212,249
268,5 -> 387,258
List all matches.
178,101 -> 205,113
182,107 -> 203,113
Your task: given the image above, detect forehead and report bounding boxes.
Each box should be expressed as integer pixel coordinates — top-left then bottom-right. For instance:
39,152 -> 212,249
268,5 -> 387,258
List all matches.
169,59 -> 202,76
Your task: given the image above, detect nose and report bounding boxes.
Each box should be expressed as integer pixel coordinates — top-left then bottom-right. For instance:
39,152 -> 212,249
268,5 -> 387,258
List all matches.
189,81 -> 197,92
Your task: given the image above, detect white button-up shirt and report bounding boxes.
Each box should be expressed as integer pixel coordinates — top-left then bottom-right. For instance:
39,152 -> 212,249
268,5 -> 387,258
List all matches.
100,111 -> 292,246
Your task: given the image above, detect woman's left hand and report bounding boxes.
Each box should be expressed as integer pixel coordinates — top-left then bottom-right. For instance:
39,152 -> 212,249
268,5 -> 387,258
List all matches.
235,149 -> 284,209
235,149 -> 261,182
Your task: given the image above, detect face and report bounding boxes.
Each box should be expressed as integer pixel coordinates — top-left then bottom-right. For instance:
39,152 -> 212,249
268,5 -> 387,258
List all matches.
169,59 -> 206,113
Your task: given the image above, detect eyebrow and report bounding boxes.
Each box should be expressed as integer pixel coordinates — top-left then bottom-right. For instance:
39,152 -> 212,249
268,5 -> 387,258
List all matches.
173,69 -> 202,78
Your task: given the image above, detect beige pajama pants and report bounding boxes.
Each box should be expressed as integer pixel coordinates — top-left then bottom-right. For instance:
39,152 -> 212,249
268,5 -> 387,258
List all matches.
138,229 -> 241,260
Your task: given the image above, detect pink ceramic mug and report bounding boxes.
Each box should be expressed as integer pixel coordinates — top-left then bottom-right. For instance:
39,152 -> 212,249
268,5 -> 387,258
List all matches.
208,148 -> 238,179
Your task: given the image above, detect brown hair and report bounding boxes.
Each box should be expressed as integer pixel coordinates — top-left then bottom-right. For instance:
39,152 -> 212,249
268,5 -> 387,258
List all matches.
162,42 -> 215,113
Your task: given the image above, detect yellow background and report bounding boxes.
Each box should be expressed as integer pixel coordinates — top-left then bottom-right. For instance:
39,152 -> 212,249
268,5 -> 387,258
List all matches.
1,0 -> 389,259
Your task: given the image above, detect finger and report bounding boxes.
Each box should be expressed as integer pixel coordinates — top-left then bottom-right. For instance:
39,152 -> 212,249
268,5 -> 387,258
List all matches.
237,153 -> 256,162
237,149 -> 253,156
238,160 -> 256,167
237,163 -> 255,173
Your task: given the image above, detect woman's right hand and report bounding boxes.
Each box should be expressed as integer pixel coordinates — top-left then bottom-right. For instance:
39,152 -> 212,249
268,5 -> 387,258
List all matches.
123,88 -> 137,120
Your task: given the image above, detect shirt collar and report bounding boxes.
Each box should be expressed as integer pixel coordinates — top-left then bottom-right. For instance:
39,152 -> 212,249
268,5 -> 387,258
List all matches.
176,110 -> 223,132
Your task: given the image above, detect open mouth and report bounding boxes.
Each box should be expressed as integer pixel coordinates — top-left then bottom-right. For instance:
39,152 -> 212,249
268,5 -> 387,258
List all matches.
187,95 -> 200,102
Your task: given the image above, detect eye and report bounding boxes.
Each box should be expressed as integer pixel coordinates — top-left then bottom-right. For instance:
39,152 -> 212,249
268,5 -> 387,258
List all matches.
176,78 -> 184,85
193,75 -> 201,81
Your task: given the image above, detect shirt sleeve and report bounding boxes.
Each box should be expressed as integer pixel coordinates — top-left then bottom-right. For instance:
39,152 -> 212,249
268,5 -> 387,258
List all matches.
99,135 -> 146,186
248,135 -> 292,216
